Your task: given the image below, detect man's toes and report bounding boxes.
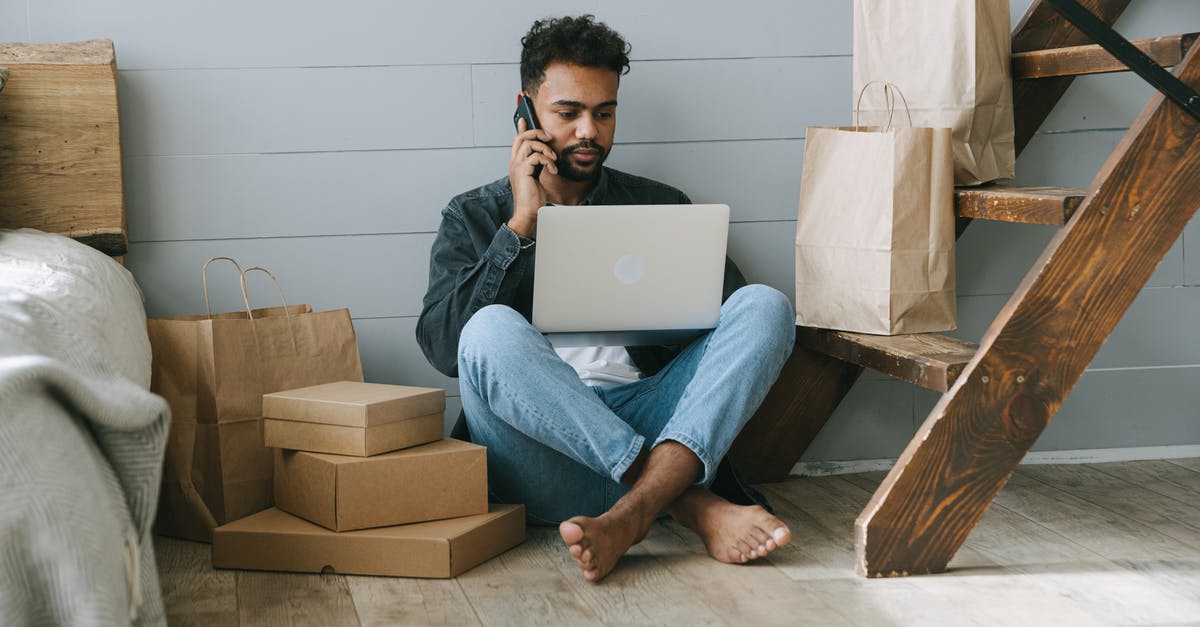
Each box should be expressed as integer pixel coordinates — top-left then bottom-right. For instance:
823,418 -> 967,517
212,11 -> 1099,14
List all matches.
735,539 -> 755,561
771,525 -> 792,547
748,528 -> 771,556
580,548 -> 595,567
569,544 -> 583,559
559,520 -> 585,545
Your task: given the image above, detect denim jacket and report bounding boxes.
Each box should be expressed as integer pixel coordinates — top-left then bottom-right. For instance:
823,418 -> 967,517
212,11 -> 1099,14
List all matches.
415,166 -> 747,379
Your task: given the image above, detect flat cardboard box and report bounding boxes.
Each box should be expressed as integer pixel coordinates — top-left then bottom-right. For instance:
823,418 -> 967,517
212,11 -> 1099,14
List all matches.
212,504 -> 525,578
263,413 -> 442,456
263,381 -> 445,428
275,438 -> 488,531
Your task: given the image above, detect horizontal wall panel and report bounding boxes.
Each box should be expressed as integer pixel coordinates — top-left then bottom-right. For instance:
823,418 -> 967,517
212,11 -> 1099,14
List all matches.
119,65 -> 473,157
1015,130 -> 1122,189
599,0 -> 851,59
353,316 -> 460,395
956,220 -> 1060,297
728,220 -> 796,304
955,218 -> 1184,297
126,233 -> 433,320
28,1 -> 852,71
443,396 -> 464,436
1112,1 -> 1200,40
912,367 -> 1200,451
608,140 -> 804,224
954,287 -> 1200,370
1095,287 -> 1200,369
124,139 -> 806,242
127,211 -> 799,322
800,380 -> 915,462
126,223 -> 800,331
1040,72 -> 1155,134
1037,367 -> 1200,450
123,148 -> 508,241
0,4 -> 27,41
28,0 -> 596,70
473,57 -> 851,146
1187,212 -> 1200,286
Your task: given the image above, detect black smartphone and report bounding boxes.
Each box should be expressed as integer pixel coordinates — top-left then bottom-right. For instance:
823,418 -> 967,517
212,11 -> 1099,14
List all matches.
513,94 -> 545,179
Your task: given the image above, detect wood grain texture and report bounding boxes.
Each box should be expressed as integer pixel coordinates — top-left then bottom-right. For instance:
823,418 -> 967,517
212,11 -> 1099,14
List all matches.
236,570 -> 360,626
730,344 -> 864,483
156,462 -> 1200,625
955,184 -> 1087,225
636,520 -> 853,624
1013,0 -> 1133,153
345,576 -> 480,626
154,537 -> 237,626
0,39 -> 126,255
844,469 -> 1200,624
795,328 -> 979,393
855,42 -> 1200,578
1022,464 -> 1200,551
1013,33 -> 1198,79
453,528 -> 602,624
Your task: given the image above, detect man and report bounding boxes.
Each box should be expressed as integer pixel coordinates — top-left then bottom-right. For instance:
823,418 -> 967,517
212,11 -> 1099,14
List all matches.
416,15 -> 795,582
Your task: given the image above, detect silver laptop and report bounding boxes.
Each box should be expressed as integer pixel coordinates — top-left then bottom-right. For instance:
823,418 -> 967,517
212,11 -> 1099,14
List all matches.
532,203 -> 730,347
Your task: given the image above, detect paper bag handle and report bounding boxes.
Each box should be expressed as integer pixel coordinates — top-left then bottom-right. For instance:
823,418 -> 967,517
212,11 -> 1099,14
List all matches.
240,266 -> 298,352
202,256 -> 248,319
854,81 -> 914,132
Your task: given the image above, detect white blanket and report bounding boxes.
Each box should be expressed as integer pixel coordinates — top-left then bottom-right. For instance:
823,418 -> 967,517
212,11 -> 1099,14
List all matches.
0,229 -> 169,626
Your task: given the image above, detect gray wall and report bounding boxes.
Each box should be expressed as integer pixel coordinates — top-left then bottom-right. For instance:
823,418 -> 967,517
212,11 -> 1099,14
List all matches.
6,1 -> 1197,463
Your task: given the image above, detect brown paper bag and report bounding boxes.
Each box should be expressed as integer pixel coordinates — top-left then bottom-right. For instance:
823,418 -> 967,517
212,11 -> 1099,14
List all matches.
853,0 -> 1014,185
795,84 -> 956,335
151,259 -> 364,542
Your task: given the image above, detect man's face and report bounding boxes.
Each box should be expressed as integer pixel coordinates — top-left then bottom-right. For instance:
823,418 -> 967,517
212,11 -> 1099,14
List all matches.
529,63 -> 619,182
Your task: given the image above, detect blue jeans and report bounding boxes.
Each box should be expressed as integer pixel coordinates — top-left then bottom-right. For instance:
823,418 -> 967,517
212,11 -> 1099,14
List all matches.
457,284 -> 795,526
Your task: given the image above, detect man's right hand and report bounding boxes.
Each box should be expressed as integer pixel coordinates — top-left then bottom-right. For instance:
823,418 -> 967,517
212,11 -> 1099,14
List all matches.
508,118 -> 557,239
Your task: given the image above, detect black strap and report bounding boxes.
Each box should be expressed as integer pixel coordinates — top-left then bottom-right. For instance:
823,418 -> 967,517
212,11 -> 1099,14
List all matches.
1043,0 -> 1200,122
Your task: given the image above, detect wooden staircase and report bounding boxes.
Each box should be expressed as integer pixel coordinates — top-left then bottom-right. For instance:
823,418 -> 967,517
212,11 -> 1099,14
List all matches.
729,0 -> 1200,577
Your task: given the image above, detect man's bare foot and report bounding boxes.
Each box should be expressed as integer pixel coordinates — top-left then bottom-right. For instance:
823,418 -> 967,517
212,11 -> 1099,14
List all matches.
559,501 -> 651,582
673,487 -> 791,563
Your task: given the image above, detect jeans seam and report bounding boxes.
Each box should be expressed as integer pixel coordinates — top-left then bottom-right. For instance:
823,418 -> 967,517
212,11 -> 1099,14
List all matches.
610,434 -> 646,483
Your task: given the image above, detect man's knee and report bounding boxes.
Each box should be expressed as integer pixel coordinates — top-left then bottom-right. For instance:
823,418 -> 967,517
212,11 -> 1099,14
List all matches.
460,304 -> 524,348
727,285 -> 795,333
457,304 -> 535,376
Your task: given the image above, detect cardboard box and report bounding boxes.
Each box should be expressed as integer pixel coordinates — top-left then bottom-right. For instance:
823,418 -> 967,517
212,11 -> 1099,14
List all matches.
212,504 -> 525,578
275,438 -> 488,531
263,415 -> 442,457
263,381 -> 445,456
263,381 -> 445,427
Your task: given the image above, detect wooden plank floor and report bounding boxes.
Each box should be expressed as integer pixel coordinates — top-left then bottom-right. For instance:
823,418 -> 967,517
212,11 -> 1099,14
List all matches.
156,459 -> 1200,626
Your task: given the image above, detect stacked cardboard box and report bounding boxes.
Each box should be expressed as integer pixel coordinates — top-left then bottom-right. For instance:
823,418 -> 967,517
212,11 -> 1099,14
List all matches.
213,381 -> 524,578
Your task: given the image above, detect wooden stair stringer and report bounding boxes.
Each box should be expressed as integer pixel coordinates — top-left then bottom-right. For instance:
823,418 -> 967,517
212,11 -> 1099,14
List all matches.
728,0 -> 1133,484
854,40 -> 1200,578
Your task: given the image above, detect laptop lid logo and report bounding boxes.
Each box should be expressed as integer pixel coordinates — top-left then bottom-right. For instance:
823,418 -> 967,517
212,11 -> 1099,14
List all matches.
613,254 -> 646,285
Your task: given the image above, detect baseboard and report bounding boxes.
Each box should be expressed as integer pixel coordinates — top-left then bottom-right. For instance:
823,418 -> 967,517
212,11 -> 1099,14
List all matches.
789,444 -> 1200,477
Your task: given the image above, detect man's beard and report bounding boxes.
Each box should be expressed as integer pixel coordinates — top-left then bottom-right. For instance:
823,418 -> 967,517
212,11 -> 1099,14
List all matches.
554,139 -> 609,182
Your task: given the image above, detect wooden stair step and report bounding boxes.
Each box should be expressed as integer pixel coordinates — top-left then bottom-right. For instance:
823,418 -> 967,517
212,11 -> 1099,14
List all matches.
955,184 -> 1087,226
1013,32 -> 1198,80
795,328 -> 978,393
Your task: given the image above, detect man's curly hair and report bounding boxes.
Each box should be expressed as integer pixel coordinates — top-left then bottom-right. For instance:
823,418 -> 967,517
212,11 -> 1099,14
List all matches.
520,15 -> 631,95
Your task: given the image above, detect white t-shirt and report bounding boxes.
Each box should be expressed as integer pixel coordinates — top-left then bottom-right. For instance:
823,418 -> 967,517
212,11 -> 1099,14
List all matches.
554,345 -> 643,387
